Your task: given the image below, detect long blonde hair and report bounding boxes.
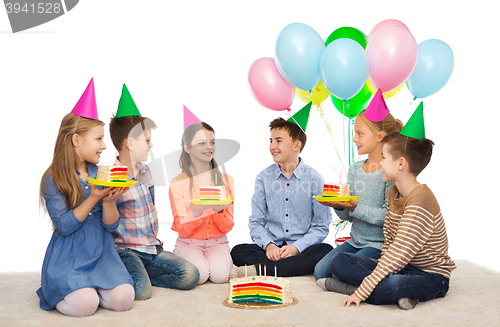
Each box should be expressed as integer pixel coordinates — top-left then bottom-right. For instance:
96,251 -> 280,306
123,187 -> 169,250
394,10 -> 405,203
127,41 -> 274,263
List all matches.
40,113 -> 105,212
356,109 -> 404,136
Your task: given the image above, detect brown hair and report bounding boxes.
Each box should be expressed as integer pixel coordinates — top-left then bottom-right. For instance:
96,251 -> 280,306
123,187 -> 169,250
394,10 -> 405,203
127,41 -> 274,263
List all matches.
269,118 -> 307,152
109,116 -> 157,151
40,113 -> 105,212
179,122 -> 228,196
356,109 -> 404,136
381,132 -> 435,176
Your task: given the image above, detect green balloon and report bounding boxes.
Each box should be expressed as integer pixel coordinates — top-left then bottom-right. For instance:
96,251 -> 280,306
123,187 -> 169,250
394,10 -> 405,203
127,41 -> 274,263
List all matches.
330,82 -> 372,118
325,27 -> 367,49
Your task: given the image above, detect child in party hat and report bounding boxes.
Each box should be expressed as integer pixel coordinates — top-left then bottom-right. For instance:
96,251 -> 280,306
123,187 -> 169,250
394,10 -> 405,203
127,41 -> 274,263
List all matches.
109,85 -> 199,299
315,89 -> 403,282
230,103 -> 333,277
168,106 -> 235,284
37,78 -> 134,316
326,102 -> 456,310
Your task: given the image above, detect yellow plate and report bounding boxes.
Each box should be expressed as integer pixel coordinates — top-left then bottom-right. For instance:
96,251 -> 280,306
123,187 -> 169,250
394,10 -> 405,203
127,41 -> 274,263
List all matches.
313,195 -> 360,202
85,178 -> 136,188
190,198 -> 234,206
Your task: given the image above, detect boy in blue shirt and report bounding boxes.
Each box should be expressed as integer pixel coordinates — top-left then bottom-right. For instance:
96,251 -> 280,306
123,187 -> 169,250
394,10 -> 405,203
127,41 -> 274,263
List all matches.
231,117 -> 333,277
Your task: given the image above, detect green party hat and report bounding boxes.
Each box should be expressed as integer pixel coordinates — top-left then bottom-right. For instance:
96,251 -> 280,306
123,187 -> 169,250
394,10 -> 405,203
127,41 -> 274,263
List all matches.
400,102 -> 425,139
287,102 -> 312,132
116,84 -> 142,118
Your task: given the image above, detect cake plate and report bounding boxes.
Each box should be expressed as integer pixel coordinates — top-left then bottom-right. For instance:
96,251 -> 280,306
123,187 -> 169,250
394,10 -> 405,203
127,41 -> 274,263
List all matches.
223,297 -> 298,310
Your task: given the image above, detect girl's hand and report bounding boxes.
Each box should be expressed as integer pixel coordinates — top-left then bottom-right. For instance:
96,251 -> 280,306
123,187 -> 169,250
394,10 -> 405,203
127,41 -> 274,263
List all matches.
89,184 -> 113,201
341,293 -> 362,308
189,202 -> 212,218
102,187 -> 130,202
211,201 -> 233,213
320,199 -> 357,211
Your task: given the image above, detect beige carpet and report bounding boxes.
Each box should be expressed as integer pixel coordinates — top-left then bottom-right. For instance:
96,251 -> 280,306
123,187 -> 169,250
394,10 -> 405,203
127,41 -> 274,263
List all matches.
1,260 -> 498,327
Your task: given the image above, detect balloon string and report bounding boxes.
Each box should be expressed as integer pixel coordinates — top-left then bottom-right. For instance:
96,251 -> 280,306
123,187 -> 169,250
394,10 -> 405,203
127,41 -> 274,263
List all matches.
313,89 -> 348,177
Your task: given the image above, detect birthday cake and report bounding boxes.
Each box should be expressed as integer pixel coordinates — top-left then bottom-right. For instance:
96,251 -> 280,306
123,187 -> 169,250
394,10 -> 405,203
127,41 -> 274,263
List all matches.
96,165 -> 128,183
228,276 -> 292,305
199,186 -> 227,201
322,183 -> 350,197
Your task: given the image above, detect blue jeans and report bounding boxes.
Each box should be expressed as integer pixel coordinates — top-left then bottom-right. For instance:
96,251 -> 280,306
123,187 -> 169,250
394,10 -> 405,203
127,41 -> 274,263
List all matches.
314,242 -> 381,280
117,248 -> 199,300
331,252 -> 449,305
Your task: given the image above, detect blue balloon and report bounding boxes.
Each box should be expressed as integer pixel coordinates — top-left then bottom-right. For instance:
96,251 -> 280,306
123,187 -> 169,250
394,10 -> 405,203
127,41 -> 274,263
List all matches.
407,39 -> 454,99
275,23 -> 325,91
319,38 -> 369,100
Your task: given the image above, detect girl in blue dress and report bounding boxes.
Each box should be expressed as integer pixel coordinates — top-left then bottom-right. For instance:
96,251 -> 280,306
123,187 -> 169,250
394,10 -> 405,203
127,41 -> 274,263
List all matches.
37,112 -> 134,316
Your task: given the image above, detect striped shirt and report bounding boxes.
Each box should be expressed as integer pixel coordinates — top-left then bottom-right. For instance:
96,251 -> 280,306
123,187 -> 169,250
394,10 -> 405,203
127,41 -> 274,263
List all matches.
112,159 -> 162,254
354,184 -> 456,301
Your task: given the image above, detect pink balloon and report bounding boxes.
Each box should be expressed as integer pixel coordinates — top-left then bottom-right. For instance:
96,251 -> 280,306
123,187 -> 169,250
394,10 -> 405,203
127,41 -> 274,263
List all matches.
367,19 -> 410,40
248,57 -> 295,111
366,25 -> 417,93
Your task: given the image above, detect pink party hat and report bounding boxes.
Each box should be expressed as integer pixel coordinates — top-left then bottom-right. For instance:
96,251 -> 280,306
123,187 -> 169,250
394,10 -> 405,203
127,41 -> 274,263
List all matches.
70,78 -> 98,120
363,89 -> 389,122
183,105 -> 202,129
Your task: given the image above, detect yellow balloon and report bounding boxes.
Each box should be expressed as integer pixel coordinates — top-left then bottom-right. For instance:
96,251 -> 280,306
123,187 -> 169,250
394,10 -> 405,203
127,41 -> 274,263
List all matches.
367,79 -> 405,99
295,80 -> 330,105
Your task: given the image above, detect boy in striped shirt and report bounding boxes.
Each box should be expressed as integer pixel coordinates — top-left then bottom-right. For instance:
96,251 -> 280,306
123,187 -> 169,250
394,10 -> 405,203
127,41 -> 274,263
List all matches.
318,132 -> 455,310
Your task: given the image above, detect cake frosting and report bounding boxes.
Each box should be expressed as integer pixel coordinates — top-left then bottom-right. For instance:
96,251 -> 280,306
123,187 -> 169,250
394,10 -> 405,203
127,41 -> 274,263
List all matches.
323,183 -> 350,197
199,186 -> 226,201
228,276 -> 292,305
96,165 -> 128,183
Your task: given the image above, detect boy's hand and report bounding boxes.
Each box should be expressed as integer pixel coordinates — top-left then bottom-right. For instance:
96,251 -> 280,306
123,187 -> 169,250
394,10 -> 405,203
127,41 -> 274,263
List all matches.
280,245 -> 299,259
266,243 -> 281,261
341,293 -> 362,308
102,187 -> 129,202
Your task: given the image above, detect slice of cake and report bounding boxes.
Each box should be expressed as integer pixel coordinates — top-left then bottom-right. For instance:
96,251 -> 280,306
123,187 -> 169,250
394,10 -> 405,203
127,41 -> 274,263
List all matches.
323,183 -> 350,197
96,165 -> 128,183
228,276 -> 292,305
199,186 -> 226,201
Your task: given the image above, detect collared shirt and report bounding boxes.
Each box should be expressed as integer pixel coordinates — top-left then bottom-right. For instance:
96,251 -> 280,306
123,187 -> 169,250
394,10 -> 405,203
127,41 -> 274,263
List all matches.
43,163 -> 119,236
248,158 -> 332,253
169,172 -> 234,240
112,158 -> 162,254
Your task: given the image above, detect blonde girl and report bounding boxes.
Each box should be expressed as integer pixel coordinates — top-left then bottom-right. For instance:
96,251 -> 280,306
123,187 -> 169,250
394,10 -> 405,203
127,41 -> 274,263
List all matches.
315,110 -> 403,286
37,113 -> 134,316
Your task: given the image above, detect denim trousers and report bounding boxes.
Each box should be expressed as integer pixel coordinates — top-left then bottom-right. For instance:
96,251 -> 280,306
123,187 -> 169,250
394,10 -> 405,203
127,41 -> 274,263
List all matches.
117,247 -> 199,300
230,242 -> 333,277
314,242 -> 381,280
330,252 -> 449,305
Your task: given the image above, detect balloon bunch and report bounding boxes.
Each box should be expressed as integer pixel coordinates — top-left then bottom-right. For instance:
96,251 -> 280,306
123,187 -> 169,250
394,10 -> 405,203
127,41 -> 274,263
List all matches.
248,19 -> 454,170
248,19 -> 454,114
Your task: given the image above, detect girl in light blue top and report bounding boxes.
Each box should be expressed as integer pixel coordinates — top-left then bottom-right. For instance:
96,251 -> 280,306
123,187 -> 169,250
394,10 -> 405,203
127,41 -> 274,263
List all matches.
314,108 -> 403,280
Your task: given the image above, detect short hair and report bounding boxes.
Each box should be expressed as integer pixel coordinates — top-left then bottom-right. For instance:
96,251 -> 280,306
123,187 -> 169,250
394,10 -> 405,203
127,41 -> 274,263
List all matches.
381,132 -> 434,176
269,118 -> 307,152
109,116 -> 157,151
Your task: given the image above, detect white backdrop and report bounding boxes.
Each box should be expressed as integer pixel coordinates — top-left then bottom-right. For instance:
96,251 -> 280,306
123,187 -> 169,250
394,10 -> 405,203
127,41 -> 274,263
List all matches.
1,0 -> 499,273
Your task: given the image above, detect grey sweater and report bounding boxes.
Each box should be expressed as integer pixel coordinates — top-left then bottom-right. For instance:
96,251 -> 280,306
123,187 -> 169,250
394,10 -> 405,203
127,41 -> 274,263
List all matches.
334,160 -> 393,250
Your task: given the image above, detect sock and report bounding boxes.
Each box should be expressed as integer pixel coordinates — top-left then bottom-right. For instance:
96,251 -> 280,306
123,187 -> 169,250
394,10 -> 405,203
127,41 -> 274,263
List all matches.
318,278 -> 357,295
398,298 -> 419,310
230,265 -> 254,279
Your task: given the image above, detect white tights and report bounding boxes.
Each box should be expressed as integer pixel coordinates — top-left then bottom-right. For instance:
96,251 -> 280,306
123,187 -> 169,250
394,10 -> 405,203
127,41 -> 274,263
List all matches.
55,284 -> 134,317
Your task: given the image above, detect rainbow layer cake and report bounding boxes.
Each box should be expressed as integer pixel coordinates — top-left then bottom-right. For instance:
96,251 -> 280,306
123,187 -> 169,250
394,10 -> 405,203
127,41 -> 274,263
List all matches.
199,186 -> 226,201
322,183 -> 350,197
228,276 -> 292,305
96,165 -> 128,183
